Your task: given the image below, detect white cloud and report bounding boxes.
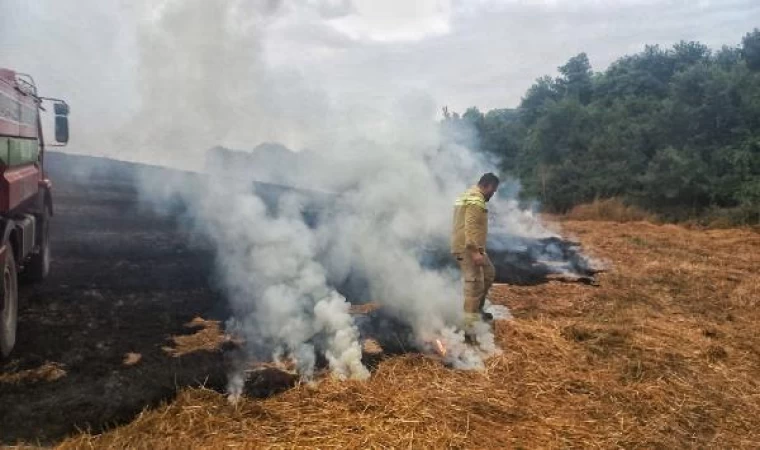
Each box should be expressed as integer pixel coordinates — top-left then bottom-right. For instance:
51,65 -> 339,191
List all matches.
324,0 -> 453,42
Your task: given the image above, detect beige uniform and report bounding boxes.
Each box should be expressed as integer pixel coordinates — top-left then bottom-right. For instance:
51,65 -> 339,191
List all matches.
451,186 -> 495,317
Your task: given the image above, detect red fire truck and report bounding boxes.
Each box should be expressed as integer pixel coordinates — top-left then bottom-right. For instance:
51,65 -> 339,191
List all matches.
0,68 -> 69,357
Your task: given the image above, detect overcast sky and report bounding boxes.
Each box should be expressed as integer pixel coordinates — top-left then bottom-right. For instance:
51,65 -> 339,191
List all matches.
1,0 -> 758,160
265,0 -> 759,111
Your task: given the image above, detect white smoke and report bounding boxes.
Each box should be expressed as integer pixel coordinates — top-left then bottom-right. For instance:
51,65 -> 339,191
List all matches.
123,1 -> 514,386
11,0 -> 520,388
190,178 -> 368,381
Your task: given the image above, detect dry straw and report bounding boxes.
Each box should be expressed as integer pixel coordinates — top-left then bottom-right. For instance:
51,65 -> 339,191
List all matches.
57,222 -> 760,449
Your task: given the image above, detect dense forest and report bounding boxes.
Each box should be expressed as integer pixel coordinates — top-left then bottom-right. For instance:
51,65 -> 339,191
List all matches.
444,29 -> 760,224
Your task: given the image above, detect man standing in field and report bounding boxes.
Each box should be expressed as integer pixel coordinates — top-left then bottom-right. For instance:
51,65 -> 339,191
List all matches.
451,173 -> 500,339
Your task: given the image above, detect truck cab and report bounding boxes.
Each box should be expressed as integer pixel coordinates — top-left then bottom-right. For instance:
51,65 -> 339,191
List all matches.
0,68 -> 69,357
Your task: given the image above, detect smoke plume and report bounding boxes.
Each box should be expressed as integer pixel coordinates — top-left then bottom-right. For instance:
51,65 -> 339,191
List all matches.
121,1 -> 517,388
6,0 -> 559,389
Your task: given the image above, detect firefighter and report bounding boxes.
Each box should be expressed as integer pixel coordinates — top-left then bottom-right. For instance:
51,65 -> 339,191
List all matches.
451,173 -> 500,337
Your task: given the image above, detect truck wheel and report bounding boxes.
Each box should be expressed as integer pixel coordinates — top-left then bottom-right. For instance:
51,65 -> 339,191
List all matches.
27,207 -> 51,282
0,251 -> 18,357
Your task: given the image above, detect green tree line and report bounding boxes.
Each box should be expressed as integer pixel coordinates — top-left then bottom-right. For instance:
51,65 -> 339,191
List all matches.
444,29 -> 760,223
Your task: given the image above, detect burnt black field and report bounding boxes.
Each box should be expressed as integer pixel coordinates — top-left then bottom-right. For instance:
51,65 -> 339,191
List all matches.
0,153 -> 229,443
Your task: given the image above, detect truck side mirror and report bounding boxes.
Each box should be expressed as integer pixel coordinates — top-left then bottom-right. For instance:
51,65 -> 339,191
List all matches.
55,116 -> 69,144
53,101 -> 69,144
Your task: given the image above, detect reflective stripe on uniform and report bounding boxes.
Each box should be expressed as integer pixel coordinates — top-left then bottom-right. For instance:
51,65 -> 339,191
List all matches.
454,191 -> 486,210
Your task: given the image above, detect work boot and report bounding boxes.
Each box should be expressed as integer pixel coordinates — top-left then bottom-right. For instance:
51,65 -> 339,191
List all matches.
464,332 -> 479,346
461,312 -> 480,345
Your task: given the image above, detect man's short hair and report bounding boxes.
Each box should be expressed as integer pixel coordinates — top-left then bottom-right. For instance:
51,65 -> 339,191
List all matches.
478,172 -> 500,188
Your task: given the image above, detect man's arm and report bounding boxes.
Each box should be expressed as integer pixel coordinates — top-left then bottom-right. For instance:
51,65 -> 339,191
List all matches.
464,205 -> 486,265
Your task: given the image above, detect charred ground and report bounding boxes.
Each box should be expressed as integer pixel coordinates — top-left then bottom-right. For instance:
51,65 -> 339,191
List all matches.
0,153 -> 229,444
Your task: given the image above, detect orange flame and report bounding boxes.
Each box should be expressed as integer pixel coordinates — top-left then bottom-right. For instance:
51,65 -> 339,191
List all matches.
435,339 -> 447,357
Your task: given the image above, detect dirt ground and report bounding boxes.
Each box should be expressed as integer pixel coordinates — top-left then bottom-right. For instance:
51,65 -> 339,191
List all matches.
0,153 -> 228,444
